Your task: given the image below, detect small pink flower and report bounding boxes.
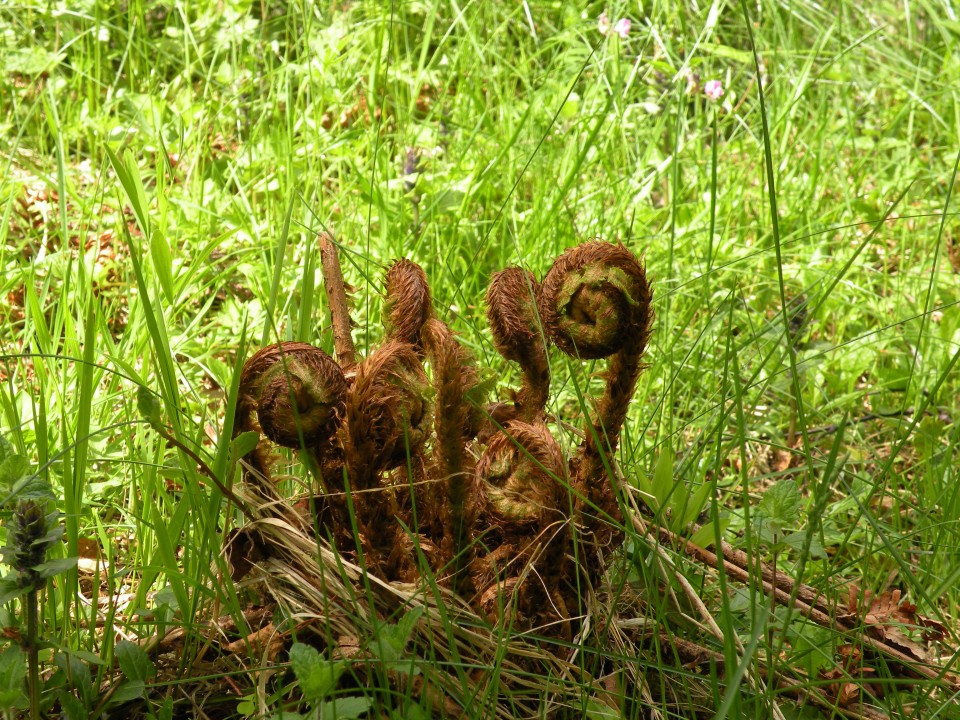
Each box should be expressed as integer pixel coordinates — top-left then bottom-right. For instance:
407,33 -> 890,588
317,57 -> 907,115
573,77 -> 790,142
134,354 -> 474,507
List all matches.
614,17 -> 631,39
704,79 -> 724,101
598,11 -> 610,35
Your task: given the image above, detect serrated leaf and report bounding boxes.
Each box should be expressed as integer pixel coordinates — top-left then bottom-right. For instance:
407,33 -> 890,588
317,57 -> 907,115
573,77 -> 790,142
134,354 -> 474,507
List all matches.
0,437 -> 15,465
1,472 -> 55,506
116,640 -> 155,683
373,607 -> 422,664
754,479 -> 802,539
137,386 -> 163,426
151,227 -> 175,303
394,606 -> 423,646
0,446 -> 30,487
35,557 -> 79,579
318,696 -> 373,720
289,643 -> 345,703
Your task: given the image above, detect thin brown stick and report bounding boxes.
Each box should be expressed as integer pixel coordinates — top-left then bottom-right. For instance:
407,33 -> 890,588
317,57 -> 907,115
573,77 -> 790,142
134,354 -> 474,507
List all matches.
644,631 -> 891,720
632,514 -> 960,690
318,231 -> 356,367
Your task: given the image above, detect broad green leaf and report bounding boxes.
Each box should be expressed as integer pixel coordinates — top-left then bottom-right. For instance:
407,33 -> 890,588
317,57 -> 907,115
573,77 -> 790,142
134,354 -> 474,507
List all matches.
633,470 -> 654,510
61,649 -> 104,667
151,227 -> 176,304
394,606 -> 423,647
781,531 -> 827,559
583,696 -> 619,719
155,697 -> 174,720
58,690 -> 88,720
289,643 -> 345,703
36,516 -> 66,545
4,474 -> 56,503
0,437 -> 16,466
55,651 -> 95,708
689,519 -> 729,550
35,556 -> 79,579
701,42 -> 754,64
116,640 -> 155,683
0,442 -> 29,488
651,446 -> 675,512
236,695 -> 257,717
398,700 -> 431,720
754,479 -> 802,540
672,479 -> 712,532
0,578 -> 29,605
137,386 -> 163,426
231,432 -> 261,462
0,646 -> 26,710
108,678 -> 145,705
373,606 -> 423,664
5,47 -> 65,75
318,696 -> 373,720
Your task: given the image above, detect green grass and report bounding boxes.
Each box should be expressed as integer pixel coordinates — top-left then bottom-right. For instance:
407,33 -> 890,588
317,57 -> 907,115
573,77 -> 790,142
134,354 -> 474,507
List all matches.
2,0 -> 960,718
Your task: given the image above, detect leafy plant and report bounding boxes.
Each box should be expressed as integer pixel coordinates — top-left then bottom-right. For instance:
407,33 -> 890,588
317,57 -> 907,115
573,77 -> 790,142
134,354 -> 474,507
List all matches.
750,479 -> 826,559
270,644 -> 370,720
0,437 -> 76,719
635,444 -> 714,541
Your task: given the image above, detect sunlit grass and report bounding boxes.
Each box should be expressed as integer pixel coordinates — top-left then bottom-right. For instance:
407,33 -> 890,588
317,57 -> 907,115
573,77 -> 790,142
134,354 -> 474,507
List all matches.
1,0 -> 959,717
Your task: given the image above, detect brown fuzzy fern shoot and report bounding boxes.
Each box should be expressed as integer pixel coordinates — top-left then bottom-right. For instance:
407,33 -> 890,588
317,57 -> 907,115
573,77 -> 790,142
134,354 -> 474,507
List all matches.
485,268 -> 550,423
339,341 -> 430,581
421,317 -> 482,592
231,236 -> 652,636
539,241 -> 652,570
383,259 -> 433,353
235,342 -> 347,483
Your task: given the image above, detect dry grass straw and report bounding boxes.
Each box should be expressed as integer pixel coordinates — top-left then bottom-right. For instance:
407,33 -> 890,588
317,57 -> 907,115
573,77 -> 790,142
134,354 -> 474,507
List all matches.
232,473 -> 591,718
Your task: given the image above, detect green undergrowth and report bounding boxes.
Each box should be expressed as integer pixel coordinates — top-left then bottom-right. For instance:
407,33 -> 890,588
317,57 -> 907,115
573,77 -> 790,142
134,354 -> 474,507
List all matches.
1,0 -> 959,718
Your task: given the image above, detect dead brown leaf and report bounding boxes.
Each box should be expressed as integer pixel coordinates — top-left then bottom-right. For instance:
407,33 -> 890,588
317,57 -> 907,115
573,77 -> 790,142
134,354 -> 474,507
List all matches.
819,644 -> 880,706
222,622 -> 285,660
840,586 -> 948,664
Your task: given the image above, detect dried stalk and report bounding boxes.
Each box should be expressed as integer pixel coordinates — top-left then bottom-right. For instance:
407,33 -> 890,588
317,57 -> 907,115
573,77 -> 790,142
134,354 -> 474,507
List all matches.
319,231 -> 357,368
